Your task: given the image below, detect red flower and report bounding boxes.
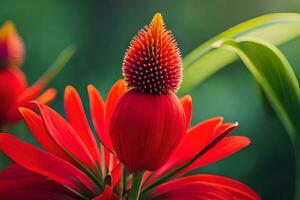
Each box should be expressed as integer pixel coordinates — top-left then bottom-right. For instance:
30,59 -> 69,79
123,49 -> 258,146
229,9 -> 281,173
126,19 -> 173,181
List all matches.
0,21 -> 56,126
0,82 -> 260,199
0,81 -> 126,199
0,13 -> 260,200
110,13 -> 186,172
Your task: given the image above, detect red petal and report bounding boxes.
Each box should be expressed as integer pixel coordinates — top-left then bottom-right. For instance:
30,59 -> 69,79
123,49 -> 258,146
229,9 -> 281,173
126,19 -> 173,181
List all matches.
104,80 -> 126,150
0,165 -> 83,200
64,86 -> 100,166
174,117 -> 224,165
19,107 -> 76,166
34,88 -> 57,105
146,117 -> 223,185
17,81 -> 45,105
0,134 -> 97,195
111,162 -> 122,188
149,175 -> 260,200
36,103 -> 99,174
195,174 -> 261,200
180,95 -> 192,131
87,84 -> 107,148
0,179 -> 83,200
213,122 -> 238,139
92,185 -> 120,200
176,136 -> 251,177
0,164 -> 41,180
150,180 -> 233,200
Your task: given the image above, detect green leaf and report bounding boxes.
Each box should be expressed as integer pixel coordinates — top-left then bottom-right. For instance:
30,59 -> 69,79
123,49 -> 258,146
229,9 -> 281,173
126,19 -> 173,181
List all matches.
180,13 -> 300,93
211,38 -> 300,199
219,39 -> 300,139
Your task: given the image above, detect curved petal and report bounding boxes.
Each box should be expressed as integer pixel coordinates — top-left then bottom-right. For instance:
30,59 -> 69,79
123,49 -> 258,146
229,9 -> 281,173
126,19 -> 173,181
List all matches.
176,136 -> 251,177
180,95 -> 192,131
0,179 -> 83,200
104,80 -> 126,150
0,165 -> 83,200
87,84 -> 107,148
19,107 -> 77,166
64,86 -> 100,166
0,164 -> 41,180
111,163 -> 122,188
148,175 -> 260,200
36,103 -> 98,174
34,88 -> 57,105
173,117 -> 225,166
146,117 -> 223,185
213,122 -> 239,139
149,181 -> 233,200
17,81 -> 44,105
0,134 -> 98,195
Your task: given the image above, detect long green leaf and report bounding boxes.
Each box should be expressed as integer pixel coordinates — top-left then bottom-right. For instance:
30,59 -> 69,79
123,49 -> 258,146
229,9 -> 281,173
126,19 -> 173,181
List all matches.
214,38 -> 300,200
219,39 -> 300,139
180,13 -> 300,93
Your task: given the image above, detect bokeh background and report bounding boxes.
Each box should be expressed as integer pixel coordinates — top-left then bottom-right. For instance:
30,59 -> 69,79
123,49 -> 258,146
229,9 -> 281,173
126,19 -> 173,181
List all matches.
0,0 -> 299,199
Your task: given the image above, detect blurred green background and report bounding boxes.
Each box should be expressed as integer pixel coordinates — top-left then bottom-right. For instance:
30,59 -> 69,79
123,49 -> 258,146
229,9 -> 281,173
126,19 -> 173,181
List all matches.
0,0 -> 299,199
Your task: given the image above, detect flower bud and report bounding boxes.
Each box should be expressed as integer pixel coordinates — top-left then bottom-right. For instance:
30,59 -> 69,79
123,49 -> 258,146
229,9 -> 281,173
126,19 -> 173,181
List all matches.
0,68 -> 27,124
0,21 -> 24,68
110,90 -> 185,171
109,13 -> 185,171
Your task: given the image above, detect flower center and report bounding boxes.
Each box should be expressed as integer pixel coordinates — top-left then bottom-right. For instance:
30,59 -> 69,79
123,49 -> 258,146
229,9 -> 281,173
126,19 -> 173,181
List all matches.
122,13 -> 182,95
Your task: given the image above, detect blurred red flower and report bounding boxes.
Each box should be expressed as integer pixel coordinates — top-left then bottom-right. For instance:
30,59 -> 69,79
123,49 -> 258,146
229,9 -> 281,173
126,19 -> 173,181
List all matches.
0,21 -> 56,126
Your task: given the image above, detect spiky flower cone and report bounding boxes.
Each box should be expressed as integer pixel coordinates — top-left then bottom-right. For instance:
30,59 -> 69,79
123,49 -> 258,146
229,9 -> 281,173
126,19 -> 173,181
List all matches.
0,21 -> 24,68
123,13 -> 182,94
110,13 -> 186,172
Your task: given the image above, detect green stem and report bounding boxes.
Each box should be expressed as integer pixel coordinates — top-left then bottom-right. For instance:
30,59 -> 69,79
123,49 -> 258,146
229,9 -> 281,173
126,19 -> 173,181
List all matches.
128,171 -> 144,200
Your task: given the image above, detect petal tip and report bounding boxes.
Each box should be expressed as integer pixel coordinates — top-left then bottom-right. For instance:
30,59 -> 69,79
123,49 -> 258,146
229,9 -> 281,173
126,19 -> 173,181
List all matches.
87,84 -> 97,92
18,106 -> 28,114
64,85 -> 76,94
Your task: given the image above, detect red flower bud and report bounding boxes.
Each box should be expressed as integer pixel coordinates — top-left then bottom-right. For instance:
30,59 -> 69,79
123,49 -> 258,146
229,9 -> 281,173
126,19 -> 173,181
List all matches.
0,21 -> 24,67
0,68 -> 27,124
110,90 -> 185,171
110,13 -> 185,171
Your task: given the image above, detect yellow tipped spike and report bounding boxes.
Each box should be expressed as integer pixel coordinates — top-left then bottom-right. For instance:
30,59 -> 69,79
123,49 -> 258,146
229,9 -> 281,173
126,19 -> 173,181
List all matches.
150,13 -> 164,38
